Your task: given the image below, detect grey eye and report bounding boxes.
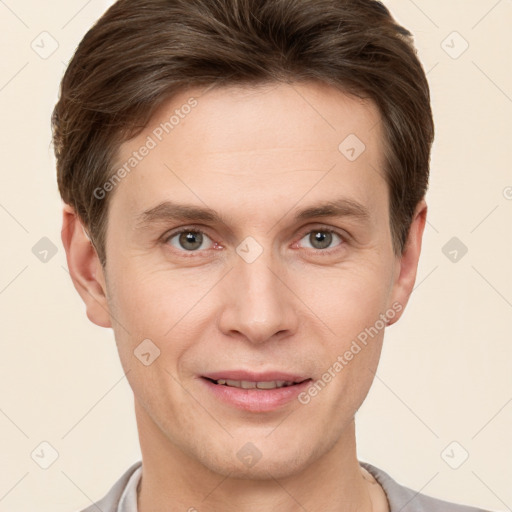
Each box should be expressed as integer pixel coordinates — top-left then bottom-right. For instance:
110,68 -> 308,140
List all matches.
167,230 -> 213,251
300,230 -> 342,250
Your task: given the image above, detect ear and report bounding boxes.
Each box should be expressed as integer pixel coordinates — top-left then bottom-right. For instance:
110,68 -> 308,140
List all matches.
387,199 -> 428,326
61,204 -> 112,328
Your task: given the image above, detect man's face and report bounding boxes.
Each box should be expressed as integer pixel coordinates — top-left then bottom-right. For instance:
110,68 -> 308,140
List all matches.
96,82 -> 412,478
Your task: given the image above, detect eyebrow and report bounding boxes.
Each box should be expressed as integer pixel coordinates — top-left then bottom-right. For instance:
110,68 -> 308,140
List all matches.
134,198 -> 371,230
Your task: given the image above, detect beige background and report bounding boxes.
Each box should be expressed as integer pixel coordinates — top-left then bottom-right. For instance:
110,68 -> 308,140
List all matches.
0,0 -> 511,510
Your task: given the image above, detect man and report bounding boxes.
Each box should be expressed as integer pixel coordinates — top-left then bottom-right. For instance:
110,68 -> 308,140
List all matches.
53,0 -> 491,510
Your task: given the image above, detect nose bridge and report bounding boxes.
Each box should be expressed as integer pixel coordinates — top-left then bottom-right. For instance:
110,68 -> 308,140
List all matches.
218,239 -> 296,343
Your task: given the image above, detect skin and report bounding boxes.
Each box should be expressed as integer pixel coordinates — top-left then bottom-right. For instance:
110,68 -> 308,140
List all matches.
62,81 -> 427,512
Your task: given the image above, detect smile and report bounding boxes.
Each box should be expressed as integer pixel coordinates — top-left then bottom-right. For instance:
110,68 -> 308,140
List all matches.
208,378 -> 303,389
200,373 -> 313,412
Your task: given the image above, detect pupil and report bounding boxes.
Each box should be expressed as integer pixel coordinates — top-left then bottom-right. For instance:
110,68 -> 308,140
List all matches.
180,231 -> 202,250
312,231 -> 331,249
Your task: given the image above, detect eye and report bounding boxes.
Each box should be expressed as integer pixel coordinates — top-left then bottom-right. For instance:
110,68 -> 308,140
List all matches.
162,226 -> 346,256
297,228 -> 345,252
164,229 -> 215,252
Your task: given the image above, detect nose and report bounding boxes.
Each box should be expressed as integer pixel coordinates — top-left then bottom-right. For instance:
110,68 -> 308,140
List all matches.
217,250 -> 299,345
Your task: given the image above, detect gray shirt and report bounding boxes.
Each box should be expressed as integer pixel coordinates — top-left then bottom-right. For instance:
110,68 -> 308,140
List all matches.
80,460 -> 492,511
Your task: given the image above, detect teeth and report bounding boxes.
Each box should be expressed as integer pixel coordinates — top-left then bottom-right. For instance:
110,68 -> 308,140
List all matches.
256,381 -> 279,389
215,379 -> 296,389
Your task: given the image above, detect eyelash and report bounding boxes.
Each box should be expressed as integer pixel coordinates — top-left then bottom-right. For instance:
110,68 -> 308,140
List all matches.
162,225 -> 347,257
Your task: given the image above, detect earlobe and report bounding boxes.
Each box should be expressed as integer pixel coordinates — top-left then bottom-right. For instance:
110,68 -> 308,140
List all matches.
61,204 -> 112,328
387,199 -> 428,326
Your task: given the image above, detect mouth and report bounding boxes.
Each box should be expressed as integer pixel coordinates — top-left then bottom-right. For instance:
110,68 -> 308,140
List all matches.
203,377 -> 308,389
199,371 -> 313,412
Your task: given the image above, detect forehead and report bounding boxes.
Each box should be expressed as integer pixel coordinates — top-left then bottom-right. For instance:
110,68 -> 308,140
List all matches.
111,81 -> 387,226
142,81 -> 383,160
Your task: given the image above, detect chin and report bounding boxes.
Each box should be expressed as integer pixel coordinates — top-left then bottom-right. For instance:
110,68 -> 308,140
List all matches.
194,433 -> 322,481
205,453 -> 311,481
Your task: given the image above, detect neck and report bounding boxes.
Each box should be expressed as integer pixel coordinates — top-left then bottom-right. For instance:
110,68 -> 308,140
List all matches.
135,399 -> 374,512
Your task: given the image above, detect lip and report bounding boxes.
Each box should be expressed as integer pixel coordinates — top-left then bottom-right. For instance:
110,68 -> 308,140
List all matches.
202,370 -> 309,383
199,370 -> 312,413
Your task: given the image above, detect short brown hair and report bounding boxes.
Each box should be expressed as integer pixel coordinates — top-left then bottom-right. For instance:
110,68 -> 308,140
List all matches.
52,0 -> 434,267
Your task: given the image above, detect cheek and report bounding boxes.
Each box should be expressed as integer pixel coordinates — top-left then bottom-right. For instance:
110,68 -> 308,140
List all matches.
296,263 -> 390,396
105,258 -> 219,379
107,258 -> 196,332
297,260 -> 392,334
